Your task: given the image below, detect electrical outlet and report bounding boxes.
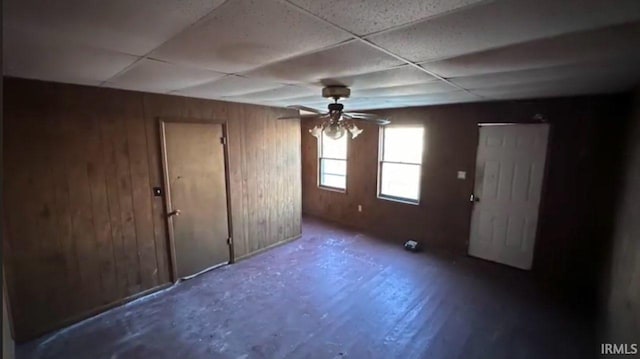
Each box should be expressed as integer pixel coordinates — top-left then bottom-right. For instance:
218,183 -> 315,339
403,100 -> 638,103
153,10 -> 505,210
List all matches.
457,171 -> 466,180
357,204 -> 362,212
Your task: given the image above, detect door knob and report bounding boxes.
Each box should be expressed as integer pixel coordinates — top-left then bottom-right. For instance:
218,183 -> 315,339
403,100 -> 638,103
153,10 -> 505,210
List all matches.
470,194 -> 480,202
168,209 -> 181,217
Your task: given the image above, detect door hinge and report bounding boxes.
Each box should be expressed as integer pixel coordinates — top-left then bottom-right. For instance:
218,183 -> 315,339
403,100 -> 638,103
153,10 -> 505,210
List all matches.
220,137 -> 227,145
226,237 -> 233,245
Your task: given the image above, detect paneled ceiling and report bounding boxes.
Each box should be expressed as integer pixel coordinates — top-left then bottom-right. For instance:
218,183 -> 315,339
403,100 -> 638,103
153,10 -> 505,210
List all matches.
4,0 -> 640,110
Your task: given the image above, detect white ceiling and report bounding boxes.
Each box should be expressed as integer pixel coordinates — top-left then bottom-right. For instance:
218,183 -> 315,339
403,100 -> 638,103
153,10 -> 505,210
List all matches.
4,0 -> 640,111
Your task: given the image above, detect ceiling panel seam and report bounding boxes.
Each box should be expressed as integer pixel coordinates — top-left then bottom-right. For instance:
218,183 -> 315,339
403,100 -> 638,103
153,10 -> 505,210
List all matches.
168,73 -> 289,95
216,38 -> 359,79
277,0 -> 485,99
146,38 -> 358,81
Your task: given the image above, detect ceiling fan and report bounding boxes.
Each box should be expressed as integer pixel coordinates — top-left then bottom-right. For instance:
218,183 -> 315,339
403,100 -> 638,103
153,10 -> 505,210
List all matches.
278,86 -> 390,140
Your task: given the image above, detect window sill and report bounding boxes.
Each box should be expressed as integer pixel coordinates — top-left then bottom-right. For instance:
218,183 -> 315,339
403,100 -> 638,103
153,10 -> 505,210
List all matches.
377,195 -> 420,206
318,185 -> 347,194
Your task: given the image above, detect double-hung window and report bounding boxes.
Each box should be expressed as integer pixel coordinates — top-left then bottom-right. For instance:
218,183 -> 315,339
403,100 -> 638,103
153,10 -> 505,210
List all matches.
318,131 -> 347,190
378,126 -> 424,203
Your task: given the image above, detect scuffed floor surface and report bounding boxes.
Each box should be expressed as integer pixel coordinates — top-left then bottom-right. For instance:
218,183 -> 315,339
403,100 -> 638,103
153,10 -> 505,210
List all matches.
18,217 -> 594,359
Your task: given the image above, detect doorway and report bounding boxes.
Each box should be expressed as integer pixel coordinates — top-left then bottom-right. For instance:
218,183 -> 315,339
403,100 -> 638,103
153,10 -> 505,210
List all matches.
468,123 -> 550,270
160,120 -> 231,279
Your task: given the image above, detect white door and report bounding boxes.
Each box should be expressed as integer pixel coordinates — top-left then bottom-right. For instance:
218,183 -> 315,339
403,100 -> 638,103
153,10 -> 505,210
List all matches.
468,124 -> 549,270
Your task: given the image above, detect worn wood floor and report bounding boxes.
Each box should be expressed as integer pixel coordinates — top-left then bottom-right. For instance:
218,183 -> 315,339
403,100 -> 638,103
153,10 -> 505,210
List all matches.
18,217 -> 595,359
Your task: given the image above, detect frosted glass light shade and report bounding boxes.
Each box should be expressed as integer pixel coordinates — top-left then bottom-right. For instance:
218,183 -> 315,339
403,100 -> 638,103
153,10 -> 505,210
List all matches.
324,123 -> 346,140
309,125 -> 323,138
348,124 -> 363,139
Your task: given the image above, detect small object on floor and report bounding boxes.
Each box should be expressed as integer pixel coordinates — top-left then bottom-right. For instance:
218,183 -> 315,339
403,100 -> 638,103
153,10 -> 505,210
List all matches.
404,240 -> 420,252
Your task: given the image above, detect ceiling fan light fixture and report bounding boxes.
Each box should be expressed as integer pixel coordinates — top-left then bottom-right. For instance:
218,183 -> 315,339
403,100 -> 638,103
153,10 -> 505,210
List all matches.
279,86 -> 390,140
324,122 -> 346,140
309,125 -> 323,138
348,124 -> 363,139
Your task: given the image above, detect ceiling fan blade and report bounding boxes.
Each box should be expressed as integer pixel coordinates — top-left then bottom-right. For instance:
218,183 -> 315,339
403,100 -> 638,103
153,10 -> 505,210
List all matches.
278,114 -> 328,120
287,105 -> 325,114
343,113 -> 390,125
343,112 -> 379,120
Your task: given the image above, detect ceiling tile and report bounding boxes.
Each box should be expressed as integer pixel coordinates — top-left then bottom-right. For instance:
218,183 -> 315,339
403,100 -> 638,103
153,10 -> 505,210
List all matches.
287,0 -> 485,36
368,0 -> 640,63
106,59 -> 226,93
321,65 -> 438,89
3,0 -> 226,56
376,92 -> 478,108
352,82 -> 457,98
224,85 -> 320,102
3,26 -> 138,86
475,75 -> 640,100
346,92 -> 479,110
151,0 -> 351,73
174,75 -> 284,99
450,59 -> 640,90
245,41 -> 405,84
421,22 -> 640,78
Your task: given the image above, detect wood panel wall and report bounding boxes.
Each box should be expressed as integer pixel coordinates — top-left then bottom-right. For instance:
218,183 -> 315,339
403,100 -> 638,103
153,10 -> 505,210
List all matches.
301,95 -> 630,302
3,78 -> 302,341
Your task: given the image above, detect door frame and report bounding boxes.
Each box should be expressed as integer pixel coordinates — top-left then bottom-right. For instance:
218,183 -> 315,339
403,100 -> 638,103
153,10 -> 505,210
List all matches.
468,122 -> 553,270
158,117 -> 235,282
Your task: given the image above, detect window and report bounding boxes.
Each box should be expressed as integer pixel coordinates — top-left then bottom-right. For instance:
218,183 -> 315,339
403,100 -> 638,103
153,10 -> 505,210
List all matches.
318,131 -> 348,190
379,126 -> 424,203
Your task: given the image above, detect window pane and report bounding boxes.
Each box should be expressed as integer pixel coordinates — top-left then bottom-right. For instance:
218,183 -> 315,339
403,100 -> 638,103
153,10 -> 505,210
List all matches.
383,127 -> 424,163
320,173 -> 346,189
320,159 -> 346,176
322,132 -> 347,159
380,162 -> 421,201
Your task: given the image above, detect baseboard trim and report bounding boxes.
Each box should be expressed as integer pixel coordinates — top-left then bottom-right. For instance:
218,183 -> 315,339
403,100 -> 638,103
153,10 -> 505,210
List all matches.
19,282 -> 173,342
20,234 -> 303,342
235,233 -> 302,262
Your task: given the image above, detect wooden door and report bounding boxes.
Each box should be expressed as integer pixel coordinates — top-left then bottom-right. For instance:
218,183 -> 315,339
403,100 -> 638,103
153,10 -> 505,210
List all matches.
161,121 -> 230,279
468,124 -> 549,270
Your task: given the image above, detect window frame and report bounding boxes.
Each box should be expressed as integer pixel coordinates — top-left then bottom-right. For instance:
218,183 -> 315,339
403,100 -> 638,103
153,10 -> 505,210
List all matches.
377,126 -> 424,205
317,132 -> 348,192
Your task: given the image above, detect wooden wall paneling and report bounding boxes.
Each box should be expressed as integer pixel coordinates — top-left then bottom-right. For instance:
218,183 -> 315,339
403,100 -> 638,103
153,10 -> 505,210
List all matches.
265,108 -> 277,245
121,93 -> 160,289
255,108 -> 269,251
226,103 -> 247,258
98,94 -> 133,300
280,107 -> 301,240
243,107 -> 259,253
274,109 -> 286,240
287,110 -> 303,237
111,97 -> 143,296
64,97 -> 104,311
84,98 -> 118,306
3,79 -> 303,340
254,107 -> 267,251
3,101 -> 65,336
47,110 -> 82,321
239,107 -> 250,258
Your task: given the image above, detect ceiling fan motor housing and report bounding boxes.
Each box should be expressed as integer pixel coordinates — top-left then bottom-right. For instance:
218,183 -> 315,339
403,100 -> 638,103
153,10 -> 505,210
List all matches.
328,103 -> 344,112
322,86 -> 351,99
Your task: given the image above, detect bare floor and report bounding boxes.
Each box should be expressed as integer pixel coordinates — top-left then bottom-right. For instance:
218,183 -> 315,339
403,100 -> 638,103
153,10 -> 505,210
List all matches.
18,217 -> 594,359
